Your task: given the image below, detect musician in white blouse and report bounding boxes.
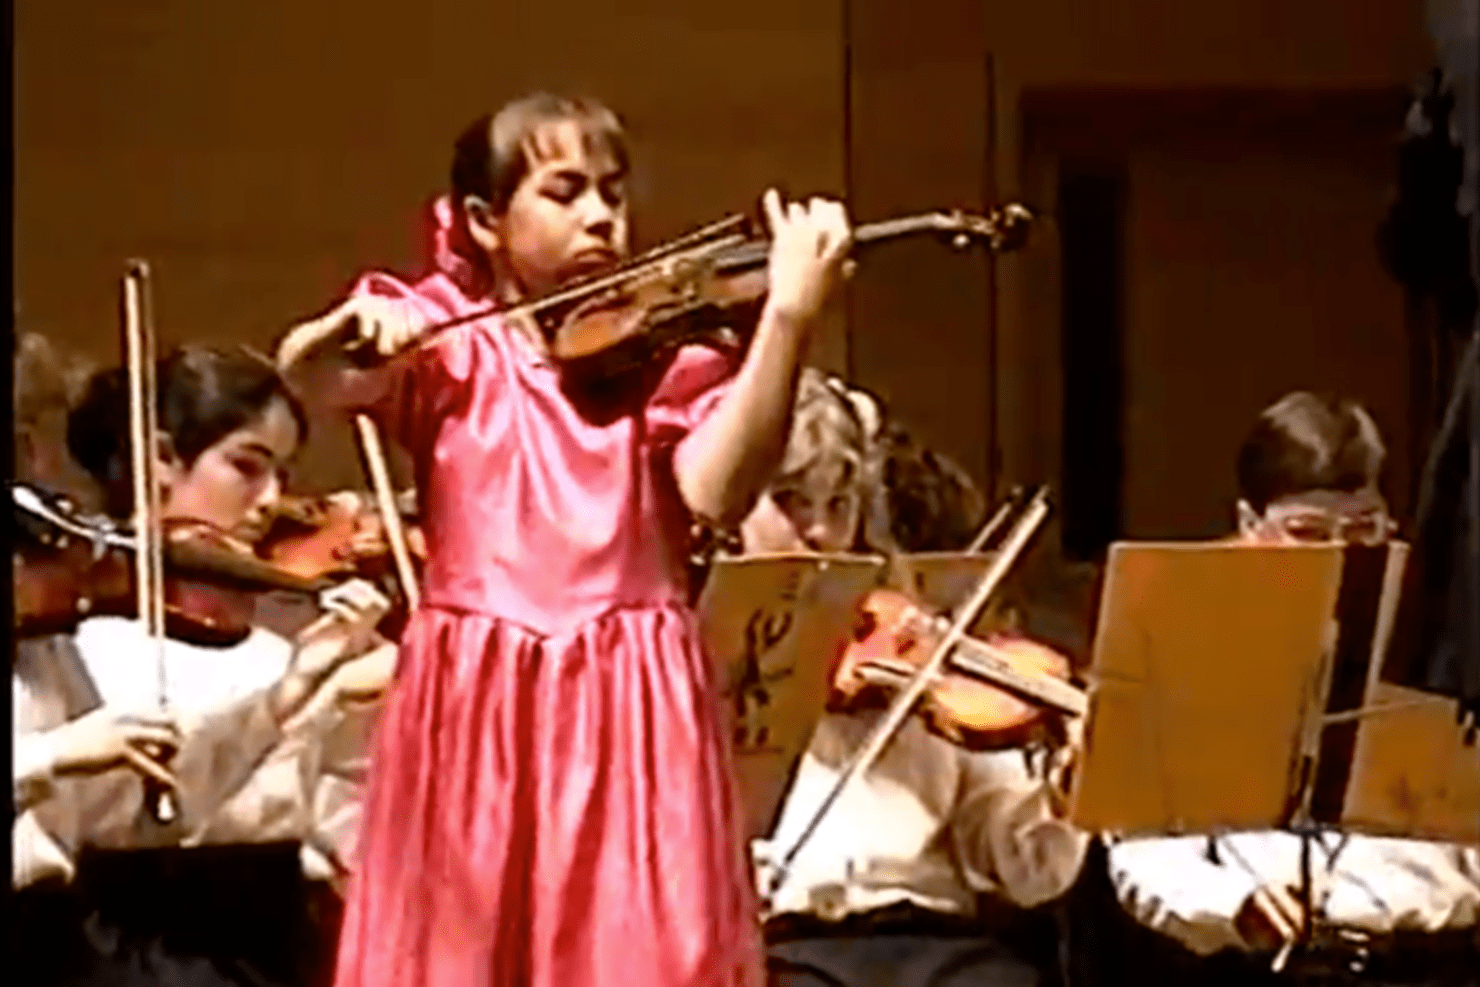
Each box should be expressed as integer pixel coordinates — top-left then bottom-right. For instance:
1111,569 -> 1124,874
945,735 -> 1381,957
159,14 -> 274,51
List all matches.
742,371 -> 1089,987
1107,391 -> 1480,985
12,345 -> 396,987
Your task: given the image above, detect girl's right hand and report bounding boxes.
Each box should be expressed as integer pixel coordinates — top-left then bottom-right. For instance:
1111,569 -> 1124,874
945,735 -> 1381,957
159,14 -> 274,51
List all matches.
278,296 -> 426,370
47,707 -> 181,788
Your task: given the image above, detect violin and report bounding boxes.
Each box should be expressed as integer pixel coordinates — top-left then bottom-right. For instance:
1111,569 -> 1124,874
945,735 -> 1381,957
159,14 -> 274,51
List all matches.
333,204 -> 1036,633
254,490 -> 423,582
252,489 -> 425,639
830,587 -> 1088,750
762,487 -> 1068,902
352,205 -> 1035,380
13,483 -> 332,648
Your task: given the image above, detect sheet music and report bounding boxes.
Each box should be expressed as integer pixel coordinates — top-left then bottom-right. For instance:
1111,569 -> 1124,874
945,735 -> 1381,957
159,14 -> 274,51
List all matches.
698,553 -> 883,840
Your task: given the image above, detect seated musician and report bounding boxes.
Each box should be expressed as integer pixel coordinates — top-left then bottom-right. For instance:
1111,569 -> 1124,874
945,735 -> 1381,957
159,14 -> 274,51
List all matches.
743,369 -> 1088,987
12,344 -> 393,987
12,330 -> 186,884
1106,390 -> 1480,986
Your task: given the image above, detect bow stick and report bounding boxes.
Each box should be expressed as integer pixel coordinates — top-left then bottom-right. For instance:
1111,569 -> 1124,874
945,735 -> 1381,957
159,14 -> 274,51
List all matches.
123,260 -> 177,824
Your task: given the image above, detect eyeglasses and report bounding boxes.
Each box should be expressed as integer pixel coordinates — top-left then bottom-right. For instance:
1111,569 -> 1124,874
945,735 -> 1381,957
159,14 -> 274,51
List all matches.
1269,513 -> 1398,546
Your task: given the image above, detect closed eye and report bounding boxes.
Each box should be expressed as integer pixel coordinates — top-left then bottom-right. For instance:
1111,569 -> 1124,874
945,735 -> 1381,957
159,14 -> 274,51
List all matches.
542,172 -> 586,204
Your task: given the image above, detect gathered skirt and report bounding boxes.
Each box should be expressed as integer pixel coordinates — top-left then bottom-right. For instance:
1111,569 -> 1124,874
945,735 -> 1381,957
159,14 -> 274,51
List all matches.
332,603 -> 764,987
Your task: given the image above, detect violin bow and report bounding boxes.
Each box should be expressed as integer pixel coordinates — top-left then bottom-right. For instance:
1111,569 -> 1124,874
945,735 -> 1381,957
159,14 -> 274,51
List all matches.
345,204 -> 1036,364
762,487 -> 1052,904
122,260 -> 177,824
354,413 -> 421,611
964,484 -> 1030,554
343,204 -> 1035,626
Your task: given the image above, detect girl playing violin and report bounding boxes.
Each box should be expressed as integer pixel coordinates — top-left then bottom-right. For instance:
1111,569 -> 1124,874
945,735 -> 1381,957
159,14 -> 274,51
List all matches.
12,344 -> 393,987
744,370 -> 1089,987
12,332 -> 185,831
276,93 -> 853,987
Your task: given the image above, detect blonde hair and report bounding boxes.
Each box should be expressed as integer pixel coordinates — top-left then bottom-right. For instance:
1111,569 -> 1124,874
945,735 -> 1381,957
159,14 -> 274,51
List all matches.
773,369 -> 898,561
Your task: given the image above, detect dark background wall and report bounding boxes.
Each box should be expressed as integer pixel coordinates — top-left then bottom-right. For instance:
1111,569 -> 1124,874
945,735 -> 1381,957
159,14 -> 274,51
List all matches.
15,0 -> 1432,542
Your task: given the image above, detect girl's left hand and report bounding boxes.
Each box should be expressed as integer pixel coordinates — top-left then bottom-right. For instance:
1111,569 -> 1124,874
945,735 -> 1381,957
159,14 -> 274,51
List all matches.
762,190 -> 853,327
293,578 -> 392,681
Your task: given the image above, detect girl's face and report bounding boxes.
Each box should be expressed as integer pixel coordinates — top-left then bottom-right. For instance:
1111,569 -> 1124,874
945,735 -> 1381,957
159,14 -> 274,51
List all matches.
476,120 -> 630,302
159,397 -> 301,537
741,456 -> 863,554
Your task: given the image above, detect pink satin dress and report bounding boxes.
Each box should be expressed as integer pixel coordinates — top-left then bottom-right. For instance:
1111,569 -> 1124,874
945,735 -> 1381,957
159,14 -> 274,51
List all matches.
330,219 -> 763,987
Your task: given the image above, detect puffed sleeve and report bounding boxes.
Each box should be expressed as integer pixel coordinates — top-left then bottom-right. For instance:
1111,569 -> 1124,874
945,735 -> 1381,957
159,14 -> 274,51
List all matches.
645,343 -> 739,445
324,272 -> 492,453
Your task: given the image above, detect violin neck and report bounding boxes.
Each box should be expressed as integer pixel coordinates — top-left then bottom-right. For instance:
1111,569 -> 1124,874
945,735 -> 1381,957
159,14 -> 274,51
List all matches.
900,608 -> 1088,717
711,215 -> 956,274
413,206 -> 1027,347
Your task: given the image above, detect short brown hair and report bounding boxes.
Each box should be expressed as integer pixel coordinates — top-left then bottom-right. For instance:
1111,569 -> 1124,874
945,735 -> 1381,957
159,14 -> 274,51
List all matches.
1235,391 -> 1386,513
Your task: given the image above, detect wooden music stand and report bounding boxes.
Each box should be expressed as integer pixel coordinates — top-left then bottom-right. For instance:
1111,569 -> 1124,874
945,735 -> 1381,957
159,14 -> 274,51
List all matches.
1069,540 -> 1479,844
698,553 -> 884,841
1340,546 -> 1480,842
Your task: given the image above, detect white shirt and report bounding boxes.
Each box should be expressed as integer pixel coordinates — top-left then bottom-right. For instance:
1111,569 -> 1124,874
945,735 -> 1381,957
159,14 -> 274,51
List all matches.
759,710 -> 1088,920
14,617 -> 385,891
13,622 -> 293,888
74,616 -> 384,882
75,616 -> 292,716
12,634 -> 102,888
1109,832 -> 1480,956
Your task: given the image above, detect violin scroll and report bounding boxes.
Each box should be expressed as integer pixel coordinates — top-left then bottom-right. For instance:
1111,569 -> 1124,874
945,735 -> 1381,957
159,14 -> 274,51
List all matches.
935,204 -> 1036,253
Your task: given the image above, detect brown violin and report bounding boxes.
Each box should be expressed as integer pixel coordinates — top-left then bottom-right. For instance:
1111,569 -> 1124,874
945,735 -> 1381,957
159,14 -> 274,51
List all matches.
251,489 -> 425,639
831,588 -> 1087,750
13,483 -> 332,648
356,205 -> 1035,380
253,490 -> 424,582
